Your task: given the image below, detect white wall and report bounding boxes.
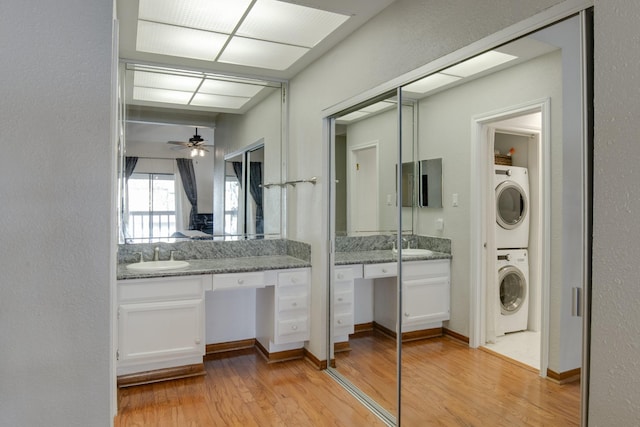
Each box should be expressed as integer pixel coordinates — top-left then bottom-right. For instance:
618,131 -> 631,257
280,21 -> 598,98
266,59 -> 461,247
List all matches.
0,1 -> 114,425
590,0 -> 640,424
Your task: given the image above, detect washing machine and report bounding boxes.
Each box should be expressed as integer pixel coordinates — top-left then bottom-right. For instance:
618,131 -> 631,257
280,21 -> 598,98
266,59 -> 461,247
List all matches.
496,249 -> 529,335
495,165 -> 529,249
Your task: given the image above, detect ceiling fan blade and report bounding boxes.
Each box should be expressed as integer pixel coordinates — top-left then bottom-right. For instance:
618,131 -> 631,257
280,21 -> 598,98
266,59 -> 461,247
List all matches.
169,145 -> 187,151
167,140 -> 189,146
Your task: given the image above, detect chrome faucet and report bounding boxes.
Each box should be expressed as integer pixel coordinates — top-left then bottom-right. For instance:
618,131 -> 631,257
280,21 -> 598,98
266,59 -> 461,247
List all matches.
153,247 -> 160,261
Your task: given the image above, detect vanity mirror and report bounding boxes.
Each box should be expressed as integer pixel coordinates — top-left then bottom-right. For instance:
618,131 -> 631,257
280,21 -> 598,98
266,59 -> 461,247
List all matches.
118,64 -> 285,243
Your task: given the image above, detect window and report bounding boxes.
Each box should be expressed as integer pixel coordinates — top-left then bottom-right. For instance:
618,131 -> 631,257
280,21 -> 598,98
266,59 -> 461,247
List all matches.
127,173 -> 177,242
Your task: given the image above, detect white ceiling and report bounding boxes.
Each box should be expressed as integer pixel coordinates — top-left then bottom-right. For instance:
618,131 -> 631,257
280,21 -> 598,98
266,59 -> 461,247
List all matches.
117,0 -> 396,80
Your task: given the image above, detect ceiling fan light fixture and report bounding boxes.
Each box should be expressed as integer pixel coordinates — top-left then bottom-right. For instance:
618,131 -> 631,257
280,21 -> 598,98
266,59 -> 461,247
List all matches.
190,148 -> 198,157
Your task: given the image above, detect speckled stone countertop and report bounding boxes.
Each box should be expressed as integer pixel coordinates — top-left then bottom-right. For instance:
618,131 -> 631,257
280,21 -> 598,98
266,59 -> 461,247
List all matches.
117,255 -> 311,280
117,239 -> 311,280
335,249 -> 451,265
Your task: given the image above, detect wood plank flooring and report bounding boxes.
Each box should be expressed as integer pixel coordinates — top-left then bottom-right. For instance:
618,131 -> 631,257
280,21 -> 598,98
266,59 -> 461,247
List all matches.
334,333 -> 581,426
116,336 -> 580,426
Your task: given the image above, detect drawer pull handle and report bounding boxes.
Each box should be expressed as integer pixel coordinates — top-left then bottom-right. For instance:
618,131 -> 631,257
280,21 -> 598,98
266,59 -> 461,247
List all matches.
337,274 -> 344,280
292,325 -> 298,331
337,319 -> 343,324
337,297 -> 343,302
237,279 -> 244,285
382,268 -> 387,273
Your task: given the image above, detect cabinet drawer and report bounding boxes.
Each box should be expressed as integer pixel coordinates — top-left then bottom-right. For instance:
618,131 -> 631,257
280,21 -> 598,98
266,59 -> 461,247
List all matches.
403,259 -> 450,278
275,318 -> 309,344
212,271 -> 266,290
278,294 -> 308,313
118,276 -> 206,303
334,312 -> 354,334
364,262 -> 397,278
334,289 -> 353,306
278,269 -> 309,287
335,265 -> 362,281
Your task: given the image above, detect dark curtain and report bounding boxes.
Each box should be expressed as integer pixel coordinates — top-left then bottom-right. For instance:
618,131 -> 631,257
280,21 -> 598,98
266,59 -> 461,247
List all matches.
176,158 -> 198,229
232,161 -> 243,187
121,157 -> 139,241
124,156 -> 138,180
249,162 -> 263,235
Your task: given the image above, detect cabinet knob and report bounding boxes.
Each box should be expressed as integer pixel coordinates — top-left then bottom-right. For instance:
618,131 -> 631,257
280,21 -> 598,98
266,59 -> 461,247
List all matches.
195,338 -> 201,344
292,302 -> 297,307
291,277 -> 298,284
382,268 -> 387,273
404,312 -> 410,317
292,325 -> 298,331
237,279 -> 244,285
337,319 -> 343,324
337,273 -> 344,280
337,297 -> 343,302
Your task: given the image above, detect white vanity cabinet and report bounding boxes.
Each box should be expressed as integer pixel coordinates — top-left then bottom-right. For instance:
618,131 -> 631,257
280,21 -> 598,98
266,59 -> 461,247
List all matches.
402,259 -> 451,329
333,265 -> 362,338
256,268 -> 310,353
116,275 -> 209,376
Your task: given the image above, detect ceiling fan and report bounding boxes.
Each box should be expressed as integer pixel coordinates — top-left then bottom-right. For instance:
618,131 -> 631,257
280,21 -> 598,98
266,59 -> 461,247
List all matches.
167,128 -> 212,157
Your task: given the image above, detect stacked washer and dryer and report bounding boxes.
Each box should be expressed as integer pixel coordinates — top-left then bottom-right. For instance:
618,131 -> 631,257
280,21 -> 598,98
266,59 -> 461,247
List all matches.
494,165 -> 530,335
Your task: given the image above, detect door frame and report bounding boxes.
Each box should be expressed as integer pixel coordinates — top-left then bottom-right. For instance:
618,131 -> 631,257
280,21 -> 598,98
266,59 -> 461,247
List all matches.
469,99 -> 551,379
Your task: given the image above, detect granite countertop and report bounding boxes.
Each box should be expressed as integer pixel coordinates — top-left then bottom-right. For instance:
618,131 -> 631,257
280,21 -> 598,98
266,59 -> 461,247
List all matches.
117,255 -> 311,280
335,249 -> 451,265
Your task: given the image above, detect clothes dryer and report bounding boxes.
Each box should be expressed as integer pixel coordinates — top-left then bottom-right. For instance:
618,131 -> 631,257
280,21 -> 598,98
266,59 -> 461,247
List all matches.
495,165 -> 529,249
496,249 -> 529,335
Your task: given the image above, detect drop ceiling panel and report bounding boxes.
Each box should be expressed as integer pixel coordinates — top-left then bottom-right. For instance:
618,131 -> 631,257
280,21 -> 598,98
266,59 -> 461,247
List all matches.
190,93 -> 251,109
134,70 -> 203,92
218,37 -> 309,70
136,20 -> 228,61
138,0 -> 251,33
198,79 -> 265,97
237,0 -> 350,47
133,87 -> 193,104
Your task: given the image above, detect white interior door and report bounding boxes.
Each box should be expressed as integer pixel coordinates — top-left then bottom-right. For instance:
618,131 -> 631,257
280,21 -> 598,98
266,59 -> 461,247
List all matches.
349,144 -> 379,234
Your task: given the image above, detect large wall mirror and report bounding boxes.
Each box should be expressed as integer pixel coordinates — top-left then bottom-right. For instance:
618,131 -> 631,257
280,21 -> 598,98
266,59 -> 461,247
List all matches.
118,64 -> 285,243
327,13 -> 590,426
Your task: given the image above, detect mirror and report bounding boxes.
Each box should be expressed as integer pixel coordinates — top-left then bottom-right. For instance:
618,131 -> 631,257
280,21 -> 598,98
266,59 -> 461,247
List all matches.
334,97 -> 415,237
418,158 -> 442,208
119,65 -> 284,243
328,15 -> 588,426
224,144 -> 265,238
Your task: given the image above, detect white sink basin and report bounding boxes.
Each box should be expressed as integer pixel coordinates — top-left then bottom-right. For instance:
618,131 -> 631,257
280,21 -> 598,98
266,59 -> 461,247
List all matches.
392,248 -> 434,257
126,260 -> 190,272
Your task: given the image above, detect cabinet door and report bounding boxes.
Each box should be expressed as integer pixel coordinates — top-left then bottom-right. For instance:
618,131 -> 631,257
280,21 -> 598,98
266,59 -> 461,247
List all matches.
402,276 -> 450,325
118,299 -> 204,364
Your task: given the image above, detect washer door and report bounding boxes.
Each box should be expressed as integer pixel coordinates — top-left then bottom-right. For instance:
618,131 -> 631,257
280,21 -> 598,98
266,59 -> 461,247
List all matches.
498,265 -> 527,315
495,181 -> 528,230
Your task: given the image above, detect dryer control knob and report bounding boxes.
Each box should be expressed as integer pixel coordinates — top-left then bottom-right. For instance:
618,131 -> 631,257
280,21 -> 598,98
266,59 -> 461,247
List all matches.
506,169 -> 512,176
506,254 -> 511,261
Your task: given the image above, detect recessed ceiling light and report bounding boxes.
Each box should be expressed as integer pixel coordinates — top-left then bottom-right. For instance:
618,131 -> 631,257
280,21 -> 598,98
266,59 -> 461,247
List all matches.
138,0 -> 251,34
444,51 -> 518,77
237,0 -> 350,48
403,73 -> 462,94
133,87 -> 193,104
218,37 -> 309,70
136,20 -> 228,61
190,93 -> 250,109
133,70 -> 203,92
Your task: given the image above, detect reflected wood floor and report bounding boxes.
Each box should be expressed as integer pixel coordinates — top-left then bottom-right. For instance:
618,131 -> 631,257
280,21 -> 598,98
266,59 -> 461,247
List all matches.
335,333 -> 581,426
115,348 -> 386,427
116,337 -> 580,426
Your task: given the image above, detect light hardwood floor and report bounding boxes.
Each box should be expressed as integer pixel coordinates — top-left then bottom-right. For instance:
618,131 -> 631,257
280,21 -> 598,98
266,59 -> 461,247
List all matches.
335,333 -> 581,426
116,336 -> 580,426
